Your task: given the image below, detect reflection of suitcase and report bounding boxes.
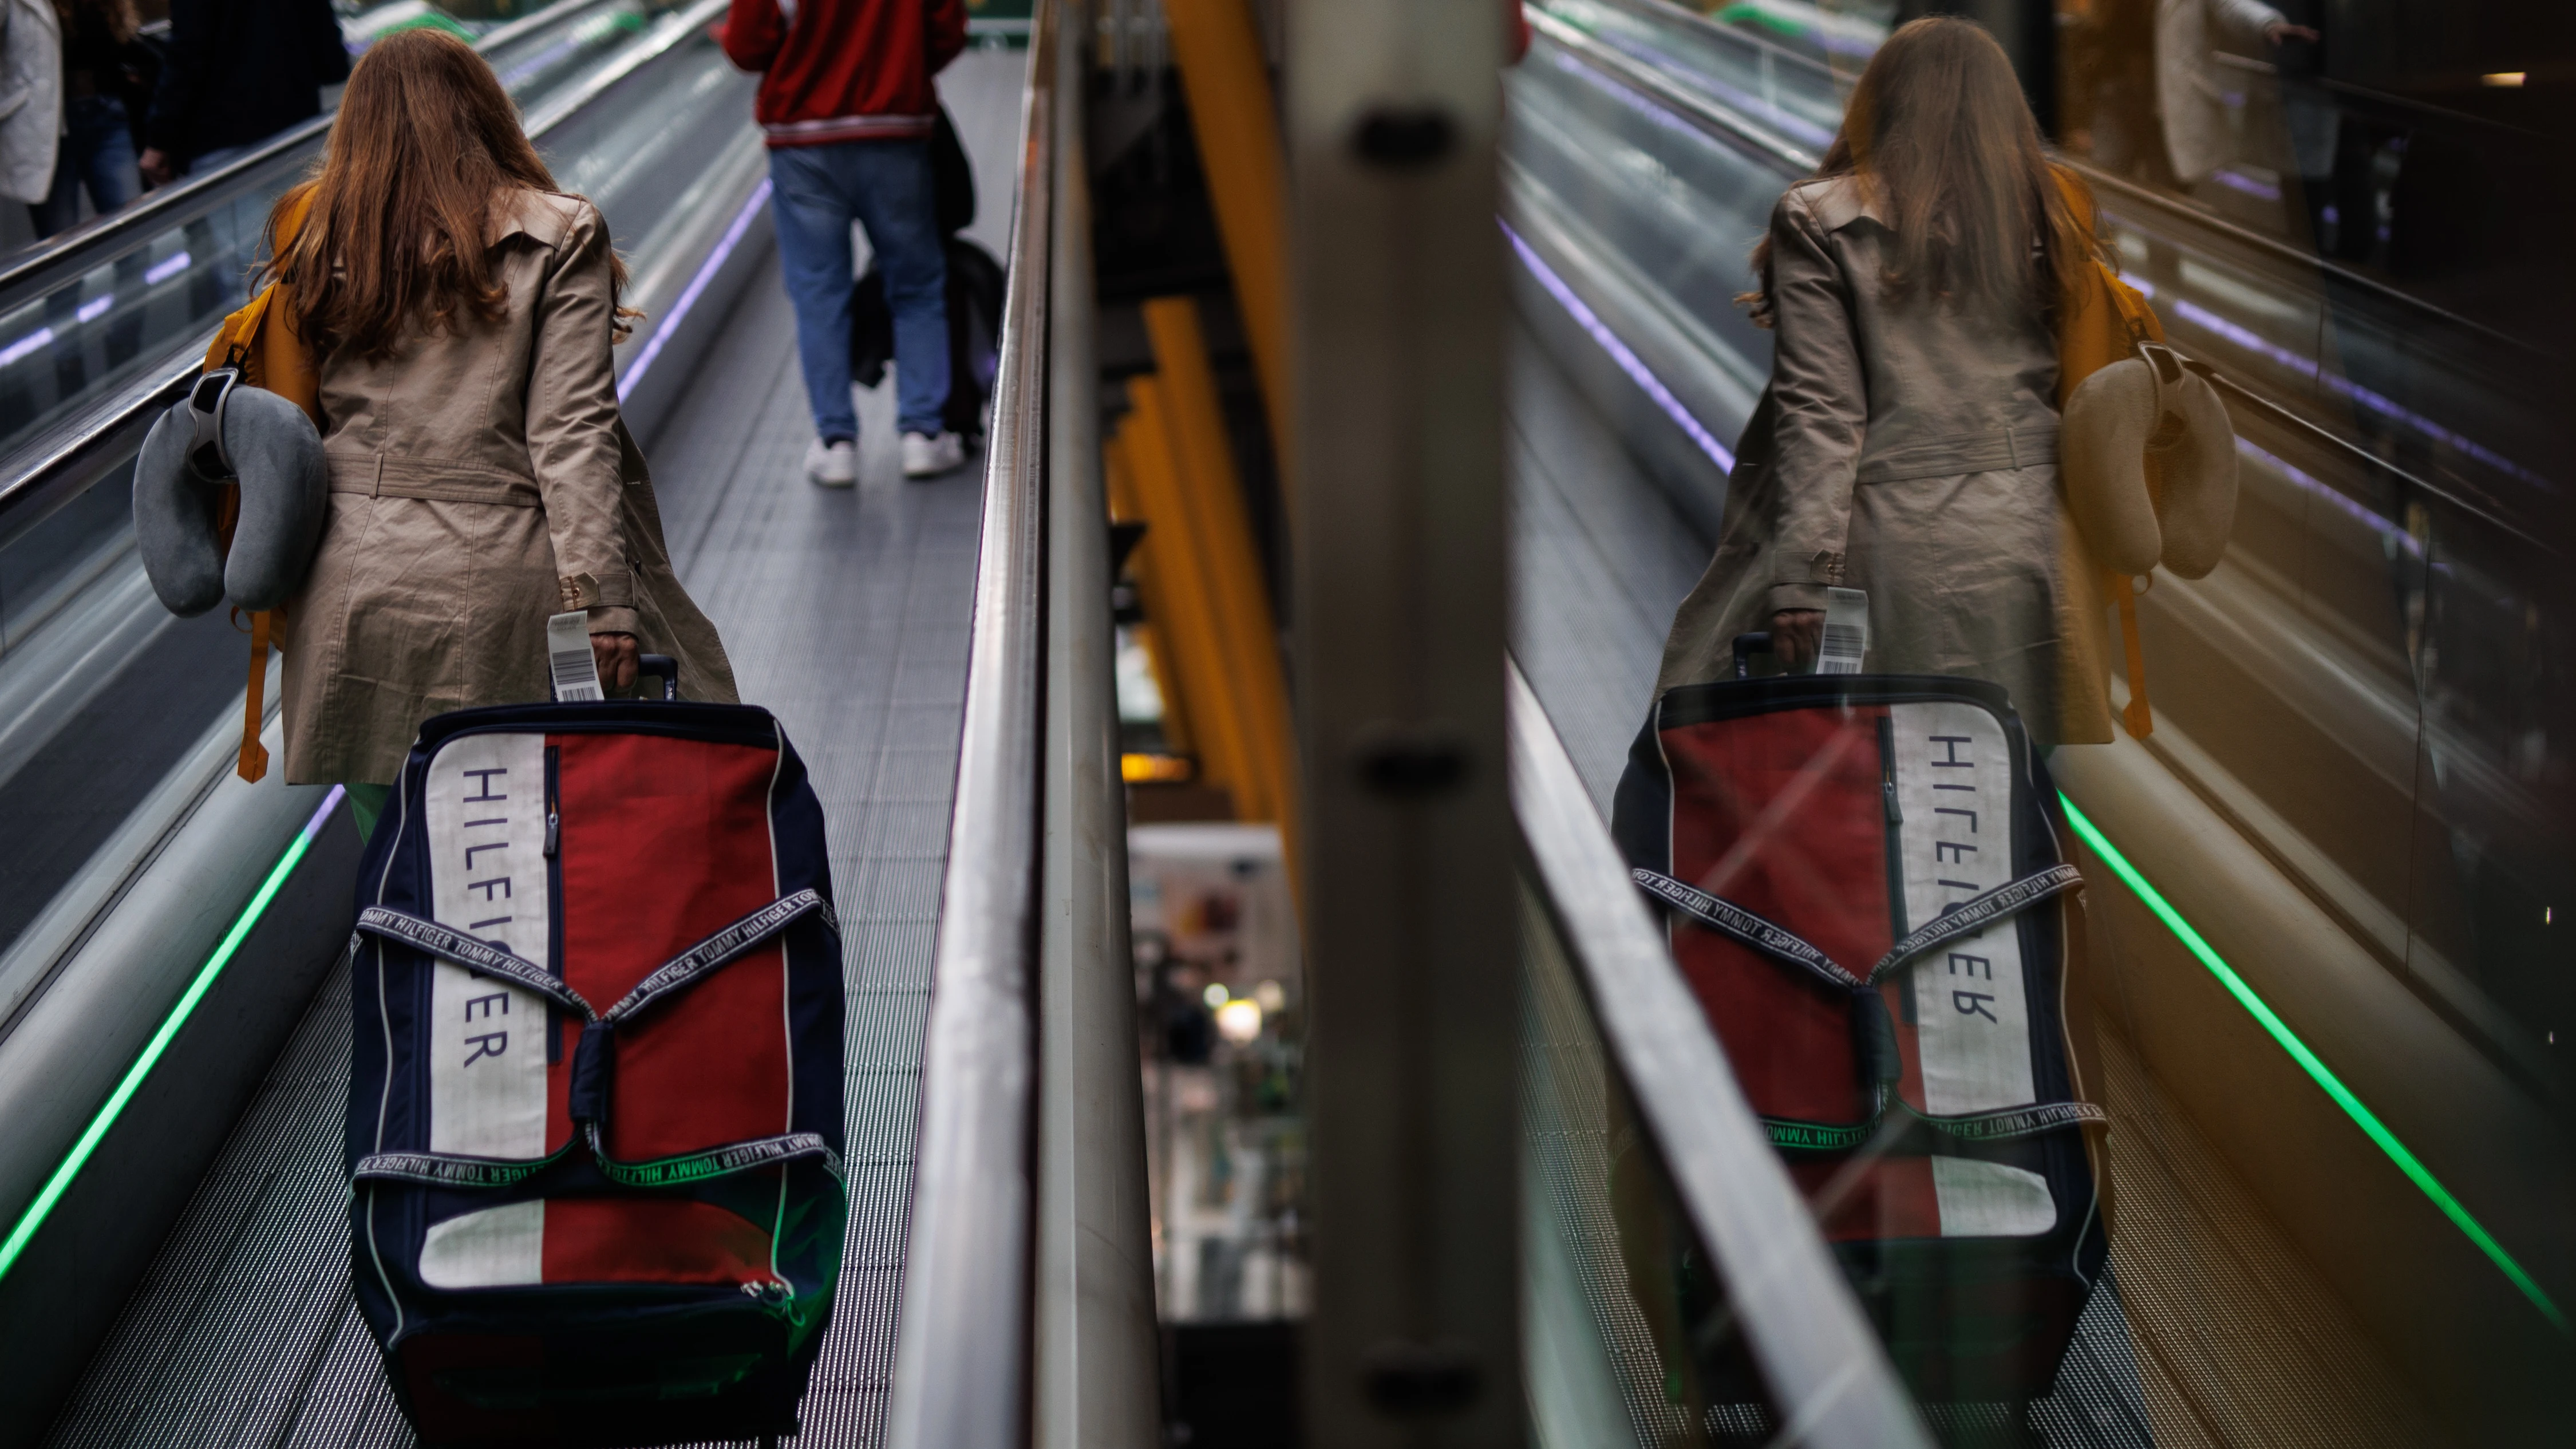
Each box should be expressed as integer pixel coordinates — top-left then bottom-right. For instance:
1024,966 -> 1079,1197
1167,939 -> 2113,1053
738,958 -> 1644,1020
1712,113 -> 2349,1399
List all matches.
1611,647 -> 2106,1403
347,676 -> 846,1447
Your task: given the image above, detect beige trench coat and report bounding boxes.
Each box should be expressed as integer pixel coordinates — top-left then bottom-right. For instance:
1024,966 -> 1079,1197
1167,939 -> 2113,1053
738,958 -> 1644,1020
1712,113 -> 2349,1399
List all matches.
280,190 -> 737,785
1657,176 -> 2102,745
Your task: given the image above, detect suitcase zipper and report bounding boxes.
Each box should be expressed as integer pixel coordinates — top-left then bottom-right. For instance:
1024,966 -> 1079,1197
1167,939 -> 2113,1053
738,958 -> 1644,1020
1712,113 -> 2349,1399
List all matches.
546,744 -> 565,1067
1875,715 -> 1907,939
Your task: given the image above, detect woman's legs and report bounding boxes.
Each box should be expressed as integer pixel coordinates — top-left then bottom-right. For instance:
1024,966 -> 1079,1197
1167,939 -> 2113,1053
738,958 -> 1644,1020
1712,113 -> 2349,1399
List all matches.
29,98 -> 142,238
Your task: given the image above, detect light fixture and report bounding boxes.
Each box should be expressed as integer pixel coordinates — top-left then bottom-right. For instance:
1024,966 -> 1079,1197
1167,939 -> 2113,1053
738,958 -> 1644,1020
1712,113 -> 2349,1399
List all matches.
1215,998 -> 1263,1044
2482,71 -> 2526,86
1203,982 -> 1229,1008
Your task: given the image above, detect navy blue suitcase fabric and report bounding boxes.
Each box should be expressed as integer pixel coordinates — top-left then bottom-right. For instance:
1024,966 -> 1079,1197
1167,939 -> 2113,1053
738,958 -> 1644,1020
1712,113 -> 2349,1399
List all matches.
346,699 -> 846,1446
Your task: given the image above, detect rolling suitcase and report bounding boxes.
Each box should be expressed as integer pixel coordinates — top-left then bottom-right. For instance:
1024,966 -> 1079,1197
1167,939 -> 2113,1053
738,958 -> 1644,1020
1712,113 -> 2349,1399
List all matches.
1610,637 -> 2107,1403
346,660 -> 846,1447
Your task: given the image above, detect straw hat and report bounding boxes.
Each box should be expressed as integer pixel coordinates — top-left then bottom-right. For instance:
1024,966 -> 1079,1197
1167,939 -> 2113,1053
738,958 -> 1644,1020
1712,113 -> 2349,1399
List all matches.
2060,343 -> 2237,580
135,371 -> 327,617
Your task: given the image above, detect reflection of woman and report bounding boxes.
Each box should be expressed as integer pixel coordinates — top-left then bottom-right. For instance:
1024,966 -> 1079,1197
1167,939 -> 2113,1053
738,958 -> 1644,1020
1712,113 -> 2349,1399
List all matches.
1650,18 -> 2107,741
31,0 -> 142,236
266,30 -> 734,836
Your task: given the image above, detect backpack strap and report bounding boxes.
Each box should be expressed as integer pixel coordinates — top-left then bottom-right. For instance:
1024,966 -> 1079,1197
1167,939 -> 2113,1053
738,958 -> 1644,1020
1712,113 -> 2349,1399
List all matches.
354,906 -> 598,1018
1866,863 -> 2085,981
1630,867 -> 1863,992
599,888 -> 837,1026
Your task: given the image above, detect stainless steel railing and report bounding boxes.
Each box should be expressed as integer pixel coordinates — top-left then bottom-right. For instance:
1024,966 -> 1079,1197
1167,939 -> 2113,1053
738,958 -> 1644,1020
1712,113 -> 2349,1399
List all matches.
882,2 -> 1058,1445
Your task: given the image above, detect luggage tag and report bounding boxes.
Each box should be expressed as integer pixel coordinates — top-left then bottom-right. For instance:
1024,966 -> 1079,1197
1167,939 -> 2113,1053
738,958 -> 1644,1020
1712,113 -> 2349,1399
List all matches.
1816,587 -> 1868,675
547,610 -> 606,702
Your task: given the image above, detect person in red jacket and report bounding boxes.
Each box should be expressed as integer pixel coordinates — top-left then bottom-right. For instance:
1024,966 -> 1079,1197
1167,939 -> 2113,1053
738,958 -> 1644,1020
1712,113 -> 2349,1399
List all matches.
723,0 -> 967,485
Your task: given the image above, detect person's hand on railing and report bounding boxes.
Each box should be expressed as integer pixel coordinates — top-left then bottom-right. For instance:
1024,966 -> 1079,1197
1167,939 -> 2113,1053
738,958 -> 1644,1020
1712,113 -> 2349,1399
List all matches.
139,148 -> 176,187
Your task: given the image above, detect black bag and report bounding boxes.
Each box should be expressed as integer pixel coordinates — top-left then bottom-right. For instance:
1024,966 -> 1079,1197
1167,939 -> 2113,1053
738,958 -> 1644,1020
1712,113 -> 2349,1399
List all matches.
848,235 -> 1005,441
931,105 -> 974,236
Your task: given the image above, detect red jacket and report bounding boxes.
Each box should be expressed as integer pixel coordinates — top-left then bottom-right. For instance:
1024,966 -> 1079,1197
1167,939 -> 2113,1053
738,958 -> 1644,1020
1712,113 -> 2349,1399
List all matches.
722,0 -> 967,148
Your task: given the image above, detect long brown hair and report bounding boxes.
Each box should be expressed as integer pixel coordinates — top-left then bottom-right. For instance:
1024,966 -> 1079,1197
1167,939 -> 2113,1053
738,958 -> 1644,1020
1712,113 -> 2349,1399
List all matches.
1741,17 -> 2099,327
263,28 -> 629,362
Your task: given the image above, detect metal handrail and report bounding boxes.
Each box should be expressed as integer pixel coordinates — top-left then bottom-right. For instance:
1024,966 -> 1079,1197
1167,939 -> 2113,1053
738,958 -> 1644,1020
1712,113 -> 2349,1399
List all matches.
1506,658 -> 1935,1448
880,1 -> 1054,1445
0,0 -> 730,547
1033,5 -> 1163,1438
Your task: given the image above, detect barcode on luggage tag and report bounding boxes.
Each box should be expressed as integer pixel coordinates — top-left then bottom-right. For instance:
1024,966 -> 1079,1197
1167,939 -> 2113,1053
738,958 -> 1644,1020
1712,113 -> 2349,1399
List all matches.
1818,587 -> 1869,676
546,610 -> 605,702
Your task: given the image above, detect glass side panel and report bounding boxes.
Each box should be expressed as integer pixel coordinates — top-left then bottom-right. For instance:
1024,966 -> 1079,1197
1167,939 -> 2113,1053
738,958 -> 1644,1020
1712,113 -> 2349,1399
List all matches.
1509,2 -> 2570,1440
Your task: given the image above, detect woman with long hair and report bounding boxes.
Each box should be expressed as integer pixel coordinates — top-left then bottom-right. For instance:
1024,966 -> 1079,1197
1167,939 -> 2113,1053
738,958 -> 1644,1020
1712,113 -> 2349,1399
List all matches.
271,28 -> 734,836
1647,17 -> 2112,744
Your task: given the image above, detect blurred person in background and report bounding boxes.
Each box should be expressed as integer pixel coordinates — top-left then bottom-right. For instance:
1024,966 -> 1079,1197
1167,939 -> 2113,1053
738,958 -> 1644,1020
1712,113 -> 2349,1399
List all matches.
32,0 -> 145,236
722,0 -> 968,487
0,0 -> 60,216
138,0 -> 346,184
2077,0 -> 2315,191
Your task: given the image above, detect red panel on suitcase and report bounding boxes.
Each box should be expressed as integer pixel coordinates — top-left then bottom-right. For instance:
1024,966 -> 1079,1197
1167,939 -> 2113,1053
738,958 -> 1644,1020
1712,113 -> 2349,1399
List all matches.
554,732 -> 791,1160
1661,706 -> 1899,1126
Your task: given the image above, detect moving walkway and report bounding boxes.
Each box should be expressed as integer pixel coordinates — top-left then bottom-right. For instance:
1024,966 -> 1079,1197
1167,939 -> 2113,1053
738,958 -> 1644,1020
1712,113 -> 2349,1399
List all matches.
0,0 -> 2563,1443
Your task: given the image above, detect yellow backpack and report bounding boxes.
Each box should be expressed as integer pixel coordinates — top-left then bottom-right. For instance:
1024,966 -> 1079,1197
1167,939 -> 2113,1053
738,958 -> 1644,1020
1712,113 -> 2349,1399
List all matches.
2052,168 -> 2167,743
199,187 -> 322,781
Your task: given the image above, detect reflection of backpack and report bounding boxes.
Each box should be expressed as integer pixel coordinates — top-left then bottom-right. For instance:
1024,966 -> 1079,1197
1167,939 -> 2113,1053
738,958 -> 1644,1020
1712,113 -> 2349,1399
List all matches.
1613,668 -> 2108,1404
848,234 -> 1005,440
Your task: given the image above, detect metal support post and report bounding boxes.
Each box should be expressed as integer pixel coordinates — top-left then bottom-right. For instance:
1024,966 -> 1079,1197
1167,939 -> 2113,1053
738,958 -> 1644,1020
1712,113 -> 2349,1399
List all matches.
1287,0 -> 1519,1444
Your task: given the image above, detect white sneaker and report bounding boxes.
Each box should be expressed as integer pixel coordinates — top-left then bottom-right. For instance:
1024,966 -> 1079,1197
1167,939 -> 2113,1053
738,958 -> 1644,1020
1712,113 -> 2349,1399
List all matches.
805,437 -> 857,487
902,430 -> 965,479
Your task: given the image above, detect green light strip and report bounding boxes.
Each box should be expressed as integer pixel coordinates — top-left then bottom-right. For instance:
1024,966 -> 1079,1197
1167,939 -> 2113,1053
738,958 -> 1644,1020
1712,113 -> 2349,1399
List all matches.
0,787 -> 341,1285
2060,794 -> 2567,1334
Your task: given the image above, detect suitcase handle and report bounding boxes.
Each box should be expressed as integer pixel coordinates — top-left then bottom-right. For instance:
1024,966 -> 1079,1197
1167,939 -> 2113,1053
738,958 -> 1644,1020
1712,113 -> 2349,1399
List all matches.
637,654 -> 679,701
1732,631 -> 1772,680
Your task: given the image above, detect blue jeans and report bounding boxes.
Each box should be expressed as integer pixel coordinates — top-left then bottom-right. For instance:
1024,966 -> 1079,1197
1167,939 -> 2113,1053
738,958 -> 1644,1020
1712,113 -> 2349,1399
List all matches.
768,139 -> 949,440
31,97 -> 140,237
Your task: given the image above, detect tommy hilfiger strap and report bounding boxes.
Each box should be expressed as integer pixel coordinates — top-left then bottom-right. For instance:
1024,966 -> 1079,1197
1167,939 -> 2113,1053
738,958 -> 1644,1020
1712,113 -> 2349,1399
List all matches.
602,889 -> 835,1025
1630,863 -> 2082,990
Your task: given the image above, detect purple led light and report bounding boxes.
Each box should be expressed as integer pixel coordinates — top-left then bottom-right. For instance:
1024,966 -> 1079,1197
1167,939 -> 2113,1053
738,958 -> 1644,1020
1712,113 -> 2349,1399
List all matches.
2235,436 -> 2421,558
619,178 -> 772,404
0,326 -> 54,367
305,784 -> 349,840
1500,217 -> 1735,473
144,250 -> 191,286
2209,168 -> 2281,203
76,294 -> 112,324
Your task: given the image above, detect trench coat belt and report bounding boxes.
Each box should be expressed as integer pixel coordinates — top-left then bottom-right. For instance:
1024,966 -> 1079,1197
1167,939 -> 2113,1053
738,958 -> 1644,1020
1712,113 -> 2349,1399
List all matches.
325,452 -> 545,507
1854,423 -> 2061,484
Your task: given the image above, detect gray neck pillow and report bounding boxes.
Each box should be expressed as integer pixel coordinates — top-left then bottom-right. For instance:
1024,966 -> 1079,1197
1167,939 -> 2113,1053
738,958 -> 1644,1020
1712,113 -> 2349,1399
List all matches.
135,370 -> 327,617
2060,342 -> 2239,581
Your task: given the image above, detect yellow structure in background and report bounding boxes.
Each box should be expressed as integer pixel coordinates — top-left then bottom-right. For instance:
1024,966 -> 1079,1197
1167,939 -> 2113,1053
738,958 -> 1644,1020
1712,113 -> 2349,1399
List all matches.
1158,0 -> 1289,477
1105,298 -> 1301,889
